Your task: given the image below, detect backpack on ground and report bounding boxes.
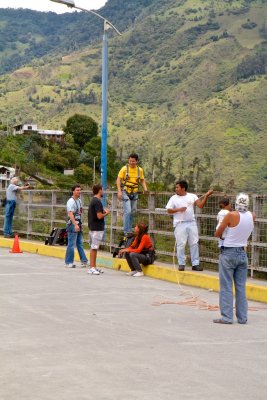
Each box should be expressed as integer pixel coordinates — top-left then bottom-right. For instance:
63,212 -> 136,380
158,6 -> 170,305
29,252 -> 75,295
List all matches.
45,228 -> 68,246
141,248 -> 156,265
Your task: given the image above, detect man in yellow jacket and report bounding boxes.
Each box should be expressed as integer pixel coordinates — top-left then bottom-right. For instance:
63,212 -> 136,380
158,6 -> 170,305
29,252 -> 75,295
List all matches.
117,153 -> 148,235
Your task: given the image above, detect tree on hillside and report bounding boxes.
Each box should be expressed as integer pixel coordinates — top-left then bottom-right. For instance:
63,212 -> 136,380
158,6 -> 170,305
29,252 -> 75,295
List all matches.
61,148 -> 80,169
64,114 -> 98,149
44,152 -> 68,172
74,163 -> 93,184
20,133 -> 47,163
83,137 -> 120,182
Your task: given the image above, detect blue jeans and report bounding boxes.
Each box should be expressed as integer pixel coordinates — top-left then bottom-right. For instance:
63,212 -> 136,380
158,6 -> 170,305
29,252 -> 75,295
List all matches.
3,200 -> 16,236
122,191 -> 138,234
219,247 -> 248,324
174,221 -> 199,266
65,223 -> 88,265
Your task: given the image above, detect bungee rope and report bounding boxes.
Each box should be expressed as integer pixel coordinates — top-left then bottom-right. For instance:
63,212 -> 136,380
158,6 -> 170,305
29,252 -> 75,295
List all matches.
152,242 -> 267,312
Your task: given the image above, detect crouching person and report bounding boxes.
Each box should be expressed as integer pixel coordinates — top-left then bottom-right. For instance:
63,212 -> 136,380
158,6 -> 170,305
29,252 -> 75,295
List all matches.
119,222 -> 155,277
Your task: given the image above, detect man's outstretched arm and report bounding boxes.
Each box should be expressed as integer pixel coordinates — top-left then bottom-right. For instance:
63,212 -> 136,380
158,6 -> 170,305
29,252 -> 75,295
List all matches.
195,190 -> 213,209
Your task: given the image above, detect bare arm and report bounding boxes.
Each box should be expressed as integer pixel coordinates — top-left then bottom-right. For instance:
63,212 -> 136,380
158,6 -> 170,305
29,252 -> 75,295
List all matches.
140,178 -> 148,193
116,176 -> 122,200
96,208 -> 109,220
215,213 -> 231,238
17,183 -> 30,191
167,207 -> 187,214
195,190 -> 213,209
215,210 -> 256,238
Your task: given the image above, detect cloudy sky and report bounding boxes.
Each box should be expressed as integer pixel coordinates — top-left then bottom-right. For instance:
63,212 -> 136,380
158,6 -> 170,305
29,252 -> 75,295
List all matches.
0,1 -> 107,13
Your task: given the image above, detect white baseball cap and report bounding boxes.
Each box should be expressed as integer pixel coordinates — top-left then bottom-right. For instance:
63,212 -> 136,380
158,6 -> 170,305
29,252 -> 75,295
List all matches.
235,193 -> 249,212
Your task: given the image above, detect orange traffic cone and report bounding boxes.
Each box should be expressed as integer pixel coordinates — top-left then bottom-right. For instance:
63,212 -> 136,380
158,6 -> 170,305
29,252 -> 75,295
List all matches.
9,234 -> 23,253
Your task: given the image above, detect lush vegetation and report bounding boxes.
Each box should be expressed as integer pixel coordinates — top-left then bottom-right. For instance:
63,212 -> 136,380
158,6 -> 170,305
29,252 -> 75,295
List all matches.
0,0 -> 267,192
0,114 -> 121,188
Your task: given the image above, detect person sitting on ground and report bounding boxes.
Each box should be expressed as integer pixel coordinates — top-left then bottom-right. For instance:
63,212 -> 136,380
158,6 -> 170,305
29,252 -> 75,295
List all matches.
216,197 -> 231,248
119,222 -> 155,277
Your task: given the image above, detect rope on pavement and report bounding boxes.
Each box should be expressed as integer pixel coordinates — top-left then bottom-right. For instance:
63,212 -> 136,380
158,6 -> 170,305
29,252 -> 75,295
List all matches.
152,243 -> 267,312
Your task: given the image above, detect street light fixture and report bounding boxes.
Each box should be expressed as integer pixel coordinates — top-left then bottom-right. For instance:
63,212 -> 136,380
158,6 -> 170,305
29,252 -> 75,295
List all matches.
50,0 -> 75,7
50,0 -> 121,204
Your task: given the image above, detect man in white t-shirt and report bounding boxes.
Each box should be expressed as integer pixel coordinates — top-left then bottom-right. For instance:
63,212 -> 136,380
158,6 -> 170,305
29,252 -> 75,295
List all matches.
166,180 -> 213,271
216,197 -> 231,248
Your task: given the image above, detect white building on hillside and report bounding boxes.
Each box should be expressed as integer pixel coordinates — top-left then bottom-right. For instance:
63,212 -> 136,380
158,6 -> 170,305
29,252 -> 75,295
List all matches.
13,123 -> 64,142
0,165 -> 16,189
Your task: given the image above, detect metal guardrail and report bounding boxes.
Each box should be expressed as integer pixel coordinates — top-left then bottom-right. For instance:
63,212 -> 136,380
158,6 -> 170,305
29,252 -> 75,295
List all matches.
0,190 -> 266,277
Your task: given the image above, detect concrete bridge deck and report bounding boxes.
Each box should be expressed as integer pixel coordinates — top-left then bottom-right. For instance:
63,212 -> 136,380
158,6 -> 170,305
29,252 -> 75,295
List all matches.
0,242 -> 267,400
1,236 -> 267,303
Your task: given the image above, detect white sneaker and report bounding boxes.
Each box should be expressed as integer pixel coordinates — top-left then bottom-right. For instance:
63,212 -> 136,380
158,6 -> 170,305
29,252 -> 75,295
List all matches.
80,262 -> 89,268
133,271 -> 144,277
87,267 -> 100,275
65,264 -> 76,268
126,271 -> 136,276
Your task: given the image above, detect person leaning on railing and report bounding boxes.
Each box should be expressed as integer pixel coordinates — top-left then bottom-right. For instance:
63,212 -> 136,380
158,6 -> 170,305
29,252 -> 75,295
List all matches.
3,177 -> 30,238
116,153 -> 148,236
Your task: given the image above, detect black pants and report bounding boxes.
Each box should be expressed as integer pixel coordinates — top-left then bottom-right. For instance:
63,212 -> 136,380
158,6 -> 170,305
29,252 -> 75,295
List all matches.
125,252 -> 148,272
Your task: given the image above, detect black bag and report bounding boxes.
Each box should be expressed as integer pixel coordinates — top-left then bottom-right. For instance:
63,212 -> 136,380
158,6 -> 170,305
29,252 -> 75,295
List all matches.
112,233 -> 135,258
141,249 -> 156,265
45,228 -> 68,246
1,197 -> 7,207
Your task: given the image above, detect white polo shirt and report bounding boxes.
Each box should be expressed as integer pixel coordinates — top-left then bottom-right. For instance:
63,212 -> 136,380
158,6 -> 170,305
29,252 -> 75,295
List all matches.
166,193 -> 198,227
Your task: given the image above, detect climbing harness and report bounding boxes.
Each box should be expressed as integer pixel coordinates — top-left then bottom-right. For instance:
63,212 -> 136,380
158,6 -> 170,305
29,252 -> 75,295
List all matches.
121,163 -> 141,196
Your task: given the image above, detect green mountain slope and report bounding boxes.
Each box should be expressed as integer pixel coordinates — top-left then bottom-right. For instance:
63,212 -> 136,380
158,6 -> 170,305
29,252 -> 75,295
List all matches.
0,0 -> 153,74
0,0 -> 267,192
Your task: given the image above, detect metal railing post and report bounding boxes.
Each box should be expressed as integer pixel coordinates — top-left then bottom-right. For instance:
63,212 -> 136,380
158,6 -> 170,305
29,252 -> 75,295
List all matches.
148,192 -> 155,231
51,191 -> 57,231
110,191 -> 118,252
251,194 -> 260,278
27,190 -> 33,239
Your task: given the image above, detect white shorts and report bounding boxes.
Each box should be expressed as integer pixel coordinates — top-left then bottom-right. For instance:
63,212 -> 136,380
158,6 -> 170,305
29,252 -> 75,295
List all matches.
89,231 -> 104,250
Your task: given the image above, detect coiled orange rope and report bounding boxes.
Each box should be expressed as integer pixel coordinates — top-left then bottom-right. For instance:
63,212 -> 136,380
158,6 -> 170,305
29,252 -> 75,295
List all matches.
152,243 -> 267,312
